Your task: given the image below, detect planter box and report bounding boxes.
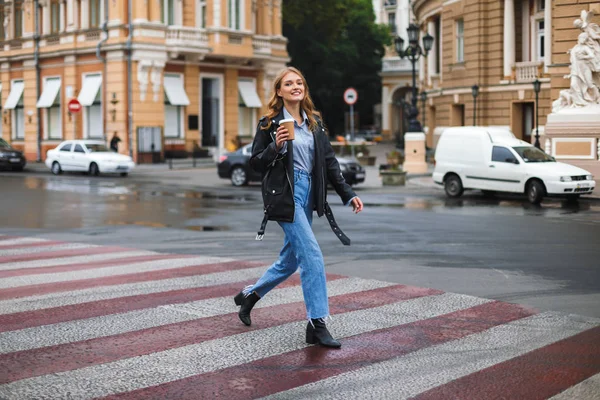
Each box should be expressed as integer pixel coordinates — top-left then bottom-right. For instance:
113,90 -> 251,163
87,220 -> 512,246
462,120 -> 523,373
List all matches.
380,170 -> 407,186
357,155 -> 376,166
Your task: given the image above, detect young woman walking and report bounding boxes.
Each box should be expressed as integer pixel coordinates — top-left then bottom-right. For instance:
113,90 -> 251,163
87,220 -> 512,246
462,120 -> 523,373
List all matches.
234,67 -> 363,348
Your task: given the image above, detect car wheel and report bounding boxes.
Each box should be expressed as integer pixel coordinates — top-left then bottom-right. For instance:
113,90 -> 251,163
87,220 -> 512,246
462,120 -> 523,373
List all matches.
526,180 -> 545,204
444,174 -> 464,198
51,161 -> 62,175
120,172 -> 128,177
230,166 -> 248,186
89,162 -> 100,176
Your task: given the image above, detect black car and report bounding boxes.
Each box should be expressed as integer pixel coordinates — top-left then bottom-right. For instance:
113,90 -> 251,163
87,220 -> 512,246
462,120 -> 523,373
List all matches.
0,138 -> 26,171
217,144 -> 366,186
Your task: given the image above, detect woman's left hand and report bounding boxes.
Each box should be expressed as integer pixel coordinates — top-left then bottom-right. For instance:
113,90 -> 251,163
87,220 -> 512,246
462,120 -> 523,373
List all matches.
351,197 -> 363,214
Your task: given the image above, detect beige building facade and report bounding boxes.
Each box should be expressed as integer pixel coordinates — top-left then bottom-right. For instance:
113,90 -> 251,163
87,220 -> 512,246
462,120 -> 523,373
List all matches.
0,0 -> 288,163
378,0 -> 600,162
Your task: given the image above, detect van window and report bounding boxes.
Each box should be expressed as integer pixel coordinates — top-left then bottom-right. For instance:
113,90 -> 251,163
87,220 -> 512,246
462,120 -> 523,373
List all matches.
491,146 -> 517,163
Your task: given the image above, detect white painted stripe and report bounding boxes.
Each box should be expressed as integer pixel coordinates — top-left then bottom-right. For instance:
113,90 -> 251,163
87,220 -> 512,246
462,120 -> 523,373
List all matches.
0,251 -> 158,271
0,266 -> 269,315
549,373 -> 600,400
0,293 -> 488,399
0,238 -> 50,247
264,313 -> 600,400
0,256 -> 234,289
0,277 -> 396,353
0,243 -> 95,258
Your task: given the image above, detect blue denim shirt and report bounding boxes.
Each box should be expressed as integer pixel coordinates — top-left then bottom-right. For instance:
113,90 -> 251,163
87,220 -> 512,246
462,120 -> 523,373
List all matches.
278,107 -> 314,173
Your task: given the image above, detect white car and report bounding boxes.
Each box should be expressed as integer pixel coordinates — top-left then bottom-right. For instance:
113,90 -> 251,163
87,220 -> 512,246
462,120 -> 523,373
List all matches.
433,127 -> 596,204
45,140 -> 135,177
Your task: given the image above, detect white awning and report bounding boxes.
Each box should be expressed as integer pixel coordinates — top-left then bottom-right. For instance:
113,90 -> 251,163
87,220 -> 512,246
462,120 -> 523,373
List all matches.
163,75 -> 190,106
0,83 -> 2,95
78,75 -> 102,106
36,78 -> 62,108
3,81 -> 25,110
238,80 -> 262,108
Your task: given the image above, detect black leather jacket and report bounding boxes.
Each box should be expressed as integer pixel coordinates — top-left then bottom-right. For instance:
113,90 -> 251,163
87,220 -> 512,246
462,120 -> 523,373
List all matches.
250,110 -> 356,245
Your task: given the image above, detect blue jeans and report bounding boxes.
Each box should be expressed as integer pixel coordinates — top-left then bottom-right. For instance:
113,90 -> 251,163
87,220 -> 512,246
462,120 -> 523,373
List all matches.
244,168 -> 329,320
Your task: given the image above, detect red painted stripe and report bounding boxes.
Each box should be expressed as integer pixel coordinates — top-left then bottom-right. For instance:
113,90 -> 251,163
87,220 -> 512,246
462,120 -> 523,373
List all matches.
0,254 -> 188,278
0,273 -> 345,332
104,301 -> 537,400
0,260 -> 264,300
0,246 -> 133,264
0,284 -> 439,384
411,325 -> 600,400
0,240 -> 64,250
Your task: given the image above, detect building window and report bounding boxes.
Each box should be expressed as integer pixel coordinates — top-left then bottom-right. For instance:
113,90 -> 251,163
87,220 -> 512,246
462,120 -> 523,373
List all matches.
228,0 -> 241,30
198,0 -> 206,28
14,0 -> 24,38
435,17 -> 441,74
456,19 -> 464,63
50,0 -> 60,34
536,20 -> 545,61
89,0 -> 101,28
162,0 -> 175,25
538,0 -> 545,11
388,12 -> 396,35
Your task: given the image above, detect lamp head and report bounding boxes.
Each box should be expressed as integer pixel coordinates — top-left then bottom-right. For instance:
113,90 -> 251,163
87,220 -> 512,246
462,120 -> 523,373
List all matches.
532,79 -> 541,93
471,84 -> 479,98
407,23 -> 419,46
394,36 -> 405,56
422,32 -> 434,54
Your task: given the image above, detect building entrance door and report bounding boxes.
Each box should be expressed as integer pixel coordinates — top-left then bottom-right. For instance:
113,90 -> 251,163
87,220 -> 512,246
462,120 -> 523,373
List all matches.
201,77 -> 222,161
511,102 -> 535,143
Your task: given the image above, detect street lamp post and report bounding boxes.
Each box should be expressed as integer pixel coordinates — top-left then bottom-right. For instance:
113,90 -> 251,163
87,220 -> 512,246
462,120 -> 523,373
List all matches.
471,84 -> 479,126
394,23 -> 434,133
532,79 -> 541,149
420,91 -> 427,131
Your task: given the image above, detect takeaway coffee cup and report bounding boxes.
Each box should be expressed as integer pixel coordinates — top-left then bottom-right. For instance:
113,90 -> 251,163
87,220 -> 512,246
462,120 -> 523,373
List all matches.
279,118 -> 295,140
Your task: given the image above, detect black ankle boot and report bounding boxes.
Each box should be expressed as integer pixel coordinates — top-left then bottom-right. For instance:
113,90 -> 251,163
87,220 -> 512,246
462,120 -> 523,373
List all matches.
306,319 -> 341,348
234,291 -> 260,326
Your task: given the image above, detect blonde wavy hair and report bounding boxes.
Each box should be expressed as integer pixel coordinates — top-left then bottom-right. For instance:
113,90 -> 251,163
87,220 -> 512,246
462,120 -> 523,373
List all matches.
261,67 -> 321,132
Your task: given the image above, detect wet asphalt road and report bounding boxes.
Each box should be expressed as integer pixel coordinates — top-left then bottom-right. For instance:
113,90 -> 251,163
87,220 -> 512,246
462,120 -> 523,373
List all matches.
1,170 -> 600,318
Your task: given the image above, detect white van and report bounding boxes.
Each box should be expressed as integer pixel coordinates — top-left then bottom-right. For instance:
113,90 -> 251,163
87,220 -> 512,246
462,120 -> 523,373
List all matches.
433,127 -> 596,204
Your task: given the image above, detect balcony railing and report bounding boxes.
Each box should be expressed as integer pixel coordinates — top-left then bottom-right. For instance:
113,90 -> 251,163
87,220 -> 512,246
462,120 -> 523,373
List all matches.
166,26 -> 209,48
252,36 -> 271,54
228,33 -> 243,45
382,57 -> 413,72
384,0 -> 397,7
514,61 -> 542,82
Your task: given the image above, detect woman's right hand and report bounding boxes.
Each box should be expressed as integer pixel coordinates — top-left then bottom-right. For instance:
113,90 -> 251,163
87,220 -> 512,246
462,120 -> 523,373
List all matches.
275,125 -> 289,151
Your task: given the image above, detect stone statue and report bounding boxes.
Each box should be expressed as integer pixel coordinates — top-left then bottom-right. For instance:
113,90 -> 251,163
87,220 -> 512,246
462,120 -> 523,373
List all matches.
552,10 -> 600,113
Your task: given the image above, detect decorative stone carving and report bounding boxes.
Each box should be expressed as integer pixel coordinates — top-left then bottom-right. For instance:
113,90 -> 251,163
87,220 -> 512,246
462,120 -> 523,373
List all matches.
552,10 -> 600,113
3,7 -> 10,40
137,60 -> 152,101
150,61 -> 165,102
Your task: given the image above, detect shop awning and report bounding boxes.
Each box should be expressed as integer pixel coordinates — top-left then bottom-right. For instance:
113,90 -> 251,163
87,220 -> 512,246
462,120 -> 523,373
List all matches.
163,75 -> 190,106
238,81 -> 262,108
78,75 -> 102,106
36,78 -> 62,108
3,81 -> 25,110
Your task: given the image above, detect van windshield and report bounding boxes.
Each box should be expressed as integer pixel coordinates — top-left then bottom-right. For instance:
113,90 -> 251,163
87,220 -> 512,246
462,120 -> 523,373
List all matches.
512,146 -> 554,163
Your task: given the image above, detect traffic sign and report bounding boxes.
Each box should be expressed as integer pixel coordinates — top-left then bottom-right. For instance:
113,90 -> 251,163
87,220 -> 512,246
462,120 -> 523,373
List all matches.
68,98 -> 82,113
344,88 -> 358,105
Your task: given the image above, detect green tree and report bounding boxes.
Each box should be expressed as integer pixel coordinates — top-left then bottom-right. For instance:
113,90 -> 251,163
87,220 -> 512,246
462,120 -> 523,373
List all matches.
283,0 -> 391,136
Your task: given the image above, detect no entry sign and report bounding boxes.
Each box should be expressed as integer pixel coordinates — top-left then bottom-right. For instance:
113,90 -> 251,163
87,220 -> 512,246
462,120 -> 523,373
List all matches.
344,88 -> 358,105
68,98 -> 82,113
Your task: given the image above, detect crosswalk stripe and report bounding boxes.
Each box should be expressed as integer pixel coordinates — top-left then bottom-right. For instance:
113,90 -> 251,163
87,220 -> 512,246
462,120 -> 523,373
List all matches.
0,250 -> 158,272
0,281 -> 420,382
550,373 -> 600,400
264,312 -> 599,400
0,293 -> 489,399
0,253 -> 183,279
0,242 -> 93,257
0,245 -> 133,264
0,237 -> 53,248
0,255 -> 236,289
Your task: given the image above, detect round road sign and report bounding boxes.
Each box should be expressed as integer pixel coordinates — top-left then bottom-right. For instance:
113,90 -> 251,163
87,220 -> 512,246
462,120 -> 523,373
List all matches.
344,88 -> 358,105
68,98 -> 82,113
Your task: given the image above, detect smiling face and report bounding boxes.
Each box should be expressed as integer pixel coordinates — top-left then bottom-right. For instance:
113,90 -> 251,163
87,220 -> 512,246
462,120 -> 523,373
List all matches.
276,72 -> 305,105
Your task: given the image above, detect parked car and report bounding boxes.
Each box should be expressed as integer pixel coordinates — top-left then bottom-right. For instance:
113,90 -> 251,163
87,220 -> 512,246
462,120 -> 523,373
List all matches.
45,140 -> 135,177
0,138 -> 26,171
217,144 -> 366,186
433,127 -> 596,204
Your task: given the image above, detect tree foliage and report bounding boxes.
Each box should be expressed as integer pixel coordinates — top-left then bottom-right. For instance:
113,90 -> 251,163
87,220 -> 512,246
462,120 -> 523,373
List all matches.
282,0 -> 391,136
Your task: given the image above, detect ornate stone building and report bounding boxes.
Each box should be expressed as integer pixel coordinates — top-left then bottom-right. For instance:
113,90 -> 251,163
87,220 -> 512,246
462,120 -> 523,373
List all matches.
409,0 -> 600,163
0,0 -> 289,162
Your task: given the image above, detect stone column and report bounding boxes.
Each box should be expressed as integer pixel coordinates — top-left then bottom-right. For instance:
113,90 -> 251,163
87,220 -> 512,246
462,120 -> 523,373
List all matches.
544,0 -> 551,73
60,1 -> 66,32
42,2 -> 50,35
80,0 -> 90,29
503,0 -> 515,79
427,19 -> 437,86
